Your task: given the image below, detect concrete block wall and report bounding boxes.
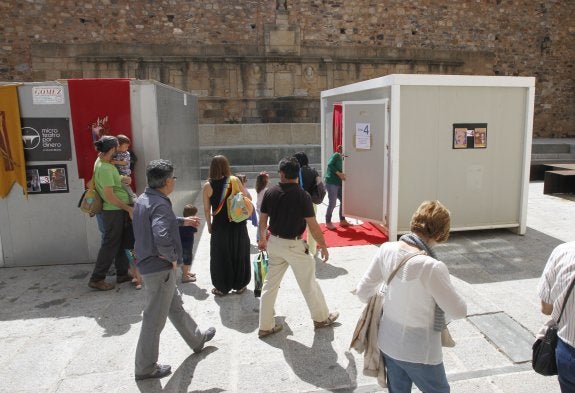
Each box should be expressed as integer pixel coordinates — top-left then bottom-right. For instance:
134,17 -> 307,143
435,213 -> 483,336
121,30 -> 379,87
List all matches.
199,123 -> 321,185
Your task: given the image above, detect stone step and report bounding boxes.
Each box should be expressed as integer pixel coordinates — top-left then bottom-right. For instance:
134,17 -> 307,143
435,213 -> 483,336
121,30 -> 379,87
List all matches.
531,143 -> 572,154
199,144 -> 321,167
200,163 -> 322,188
531,152 -> 575,164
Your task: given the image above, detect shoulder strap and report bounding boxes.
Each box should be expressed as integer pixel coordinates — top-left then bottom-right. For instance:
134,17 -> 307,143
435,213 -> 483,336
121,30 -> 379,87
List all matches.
212,176 -> 231,216
557,273 -> 575,324
299,169 -> 303,188
387,250 -> 425,285
89,161 -> 99,191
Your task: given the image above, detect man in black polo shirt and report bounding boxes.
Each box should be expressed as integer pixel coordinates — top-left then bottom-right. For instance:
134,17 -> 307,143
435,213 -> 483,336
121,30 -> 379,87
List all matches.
257,157 -> 339,338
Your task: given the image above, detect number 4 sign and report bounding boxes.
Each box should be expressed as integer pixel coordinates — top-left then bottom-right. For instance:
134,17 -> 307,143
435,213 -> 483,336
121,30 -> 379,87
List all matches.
355,122 -> 371,150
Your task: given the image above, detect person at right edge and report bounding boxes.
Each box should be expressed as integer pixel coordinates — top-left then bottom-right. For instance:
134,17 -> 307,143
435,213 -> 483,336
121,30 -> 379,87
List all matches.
538,241 -> 575,392
355,200 -> 467,393
257,157 -> 339,338
324,144 -> 350,230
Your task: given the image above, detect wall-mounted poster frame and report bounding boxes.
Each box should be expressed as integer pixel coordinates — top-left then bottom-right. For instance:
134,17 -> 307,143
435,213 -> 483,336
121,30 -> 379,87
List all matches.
20,117 -> 72,161
453,123 -> 487,149
25,164 -> 69,194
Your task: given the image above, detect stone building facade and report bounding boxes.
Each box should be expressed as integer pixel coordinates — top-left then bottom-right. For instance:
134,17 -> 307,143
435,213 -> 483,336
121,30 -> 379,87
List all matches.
1,0 -> 573,137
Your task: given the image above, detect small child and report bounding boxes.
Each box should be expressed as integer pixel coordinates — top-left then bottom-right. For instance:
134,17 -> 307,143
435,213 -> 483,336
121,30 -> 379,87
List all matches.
255,172 -> 269,241
255,171 -> 269,215
179,204 -> 198,283
111,134 -> 137,202
125,249 -> 143,289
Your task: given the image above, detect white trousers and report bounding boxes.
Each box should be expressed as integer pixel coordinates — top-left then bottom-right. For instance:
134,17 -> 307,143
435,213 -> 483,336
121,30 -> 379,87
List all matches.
258,235 -> 330,330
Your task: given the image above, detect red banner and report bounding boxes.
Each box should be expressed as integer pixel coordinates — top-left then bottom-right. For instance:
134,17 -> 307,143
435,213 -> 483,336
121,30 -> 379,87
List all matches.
332,103 -> 342,153
68,79 -> 132,186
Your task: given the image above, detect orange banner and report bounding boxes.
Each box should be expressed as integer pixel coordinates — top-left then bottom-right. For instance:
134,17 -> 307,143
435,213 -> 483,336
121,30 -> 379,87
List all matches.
0,85 -> 27,198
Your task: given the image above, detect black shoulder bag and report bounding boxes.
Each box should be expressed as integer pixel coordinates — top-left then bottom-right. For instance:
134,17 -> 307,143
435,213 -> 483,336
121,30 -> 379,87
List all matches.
532,274 -> 575,376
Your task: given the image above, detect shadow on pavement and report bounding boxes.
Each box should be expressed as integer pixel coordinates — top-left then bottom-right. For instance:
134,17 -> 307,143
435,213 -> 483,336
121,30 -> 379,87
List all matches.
261,318 -> 357,392
213,290 -> 259,334
315,256 -> 349,280
437,227 -> 562,284
136,347 -> 222,393
0,264 -> 145,336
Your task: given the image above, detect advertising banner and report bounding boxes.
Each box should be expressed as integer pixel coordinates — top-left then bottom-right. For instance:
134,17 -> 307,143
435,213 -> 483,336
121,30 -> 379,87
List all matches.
20,117 -> 72,161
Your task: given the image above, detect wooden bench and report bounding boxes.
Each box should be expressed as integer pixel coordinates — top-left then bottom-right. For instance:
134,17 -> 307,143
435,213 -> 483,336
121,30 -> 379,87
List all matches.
543,170 -> 575,195
531,162 -> 575,181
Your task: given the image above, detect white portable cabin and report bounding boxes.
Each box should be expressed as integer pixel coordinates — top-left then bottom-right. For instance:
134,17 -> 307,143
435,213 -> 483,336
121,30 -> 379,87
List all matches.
0,80 -> 200,267
320,74 -> 535,240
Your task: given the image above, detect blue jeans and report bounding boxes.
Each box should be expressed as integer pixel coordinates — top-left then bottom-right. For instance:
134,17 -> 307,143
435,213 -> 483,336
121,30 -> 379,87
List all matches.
383,353 -> 450,393
96,213 -> 105,242
325,183 -> 344,223
557,338 -> 575,392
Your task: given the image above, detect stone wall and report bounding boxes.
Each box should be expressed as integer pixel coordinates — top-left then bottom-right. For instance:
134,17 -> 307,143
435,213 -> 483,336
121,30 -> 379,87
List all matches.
1,1 -> 573,137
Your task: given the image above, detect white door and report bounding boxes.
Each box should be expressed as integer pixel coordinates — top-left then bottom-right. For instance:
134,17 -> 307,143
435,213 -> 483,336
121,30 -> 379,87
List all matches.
341,99 -> 390,226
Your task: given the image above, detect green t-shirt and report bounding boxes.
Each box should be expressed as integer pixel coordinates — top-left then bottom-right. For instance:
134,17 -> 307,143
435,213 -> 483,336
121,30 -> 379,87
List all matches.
94,157 -> 130,210
325,152 -> 343,186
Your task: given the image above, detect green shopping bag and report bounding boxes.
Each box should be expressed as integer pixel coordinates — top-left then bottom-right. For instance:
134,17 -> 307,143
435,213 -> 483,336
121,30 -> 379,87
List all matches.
253,251 -> 269,298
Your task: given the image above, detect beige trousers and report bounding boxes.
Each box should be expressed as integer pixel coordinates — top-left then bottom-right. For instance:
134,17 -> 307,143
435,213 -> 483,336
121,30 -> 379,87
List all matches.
258,235 -> 330,330
305,204 -> 318,254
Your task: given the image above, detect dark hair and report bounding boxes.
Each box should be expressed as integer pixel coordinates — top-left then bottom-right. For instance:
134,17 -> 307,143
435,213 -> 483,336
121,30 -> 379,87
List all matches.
146,159 -> 174,189
410,200 -> 451,243
183,204 -> 197,216
279,157 -> 300,180
255,172 -> 269,193
293,151 -> 309,167
94,135 -> 118,153
236,173 -> 248,184
116,134 -> 131,145
208,155 -> 231,179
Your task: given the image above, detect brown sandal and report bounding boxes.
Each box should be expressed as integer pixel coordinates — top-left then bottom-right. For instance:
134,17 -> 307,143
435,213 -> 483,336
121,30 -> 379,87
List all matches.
211,288 -> 227,297
313,311 -> 340,329
258,323 -> 283,338
182,274 -> 196,283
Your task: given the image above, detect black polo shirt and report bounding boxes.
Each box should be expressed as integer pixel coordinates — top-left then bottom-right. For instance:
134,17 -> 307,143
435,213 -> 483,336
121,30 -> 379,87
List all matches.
261,182 -> 315,238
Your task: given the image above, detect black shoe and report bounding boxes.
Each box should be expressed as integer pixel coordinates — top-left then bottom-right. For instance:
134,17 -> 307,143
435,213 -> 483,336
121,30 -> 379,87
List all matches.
193,327 -> 216,353
116,274 -> 132,284
135,364 -> 171,381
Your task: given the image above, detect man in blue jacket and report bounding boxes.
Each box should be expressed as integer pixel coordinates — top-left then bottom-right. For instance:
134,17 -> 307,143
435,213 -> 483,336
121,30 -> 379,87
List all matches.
133,159 -> 215,381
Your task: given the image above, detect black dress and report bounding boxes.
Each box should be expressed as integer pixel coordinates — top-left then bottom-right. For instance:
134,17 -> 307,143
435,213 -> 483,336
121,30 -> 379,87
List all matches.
209,177 -> 251,293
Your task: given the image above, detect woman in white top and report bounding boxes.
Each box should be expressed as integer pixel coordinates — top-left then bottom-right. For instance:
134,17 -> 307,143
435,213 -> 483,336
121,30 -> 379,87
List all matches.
355,200 -> 467,393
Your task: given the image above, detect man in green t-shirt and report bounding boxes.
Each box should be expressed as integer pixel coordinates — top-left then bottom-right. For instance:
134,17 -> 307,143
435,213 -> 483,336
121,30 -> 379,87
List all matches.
324,145 -> 350,230
88,136 -> 134,291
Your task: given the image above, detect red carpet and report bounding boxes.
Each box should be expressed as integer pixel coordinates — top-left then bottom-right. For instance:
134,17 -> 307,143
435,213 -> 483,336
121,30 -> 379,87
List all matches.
313,222 -> 388,247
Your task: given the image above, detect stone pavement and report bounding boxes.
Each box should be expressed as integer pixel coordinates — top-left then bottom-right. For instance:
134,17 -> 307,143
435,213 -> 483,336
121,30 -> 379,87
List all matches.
0,181 -> 572,393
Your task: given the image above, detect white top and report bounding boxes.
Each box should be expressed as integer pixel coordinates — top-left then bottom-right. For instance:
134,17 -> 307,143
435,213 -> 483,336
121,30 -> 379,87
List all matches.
538,241 -> 575,347
256,188 -> 267,213
355,242 -> 467,365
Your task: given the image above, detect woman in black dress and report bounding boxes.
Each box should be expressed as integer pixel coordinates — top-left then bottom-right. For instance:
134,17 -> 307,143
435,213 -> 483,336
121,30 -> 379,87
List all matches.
202,155 -> 251,296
